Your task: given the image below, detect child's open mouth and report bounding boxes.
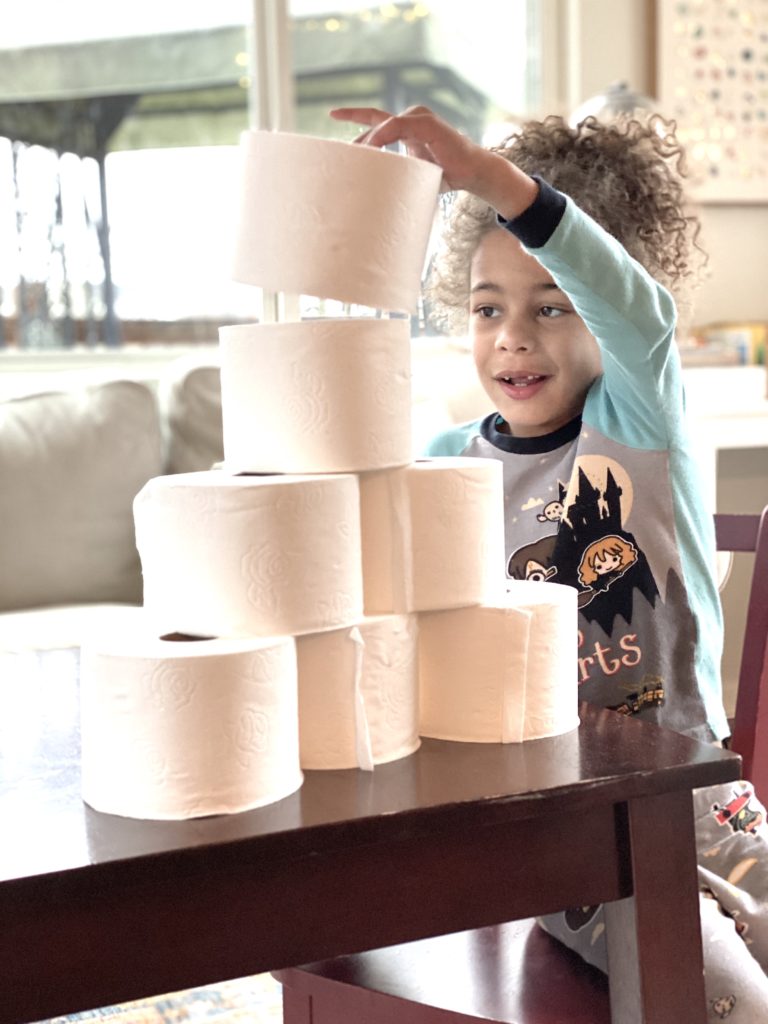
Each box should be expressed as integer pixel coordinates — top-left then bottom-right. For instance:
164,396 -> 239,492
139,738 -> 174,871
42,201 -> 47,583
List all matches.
496,373 -> 549,399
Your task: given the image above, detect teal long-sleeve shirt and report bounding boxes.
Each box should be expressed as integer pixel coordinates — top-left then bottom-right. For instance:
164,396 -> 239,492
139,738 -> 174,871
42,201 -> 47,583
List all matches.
426,180 -> 728,743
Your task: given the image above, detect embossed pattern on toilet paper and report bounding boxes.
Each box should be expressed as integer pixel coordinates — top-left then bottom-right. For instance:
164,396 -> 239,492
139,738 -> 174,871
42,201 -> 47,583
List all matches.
228,706 -> 271,765
232,130 -> 442,313
286,364 -> 332,433
219,319 -> 412,474
146,661 -> 198,711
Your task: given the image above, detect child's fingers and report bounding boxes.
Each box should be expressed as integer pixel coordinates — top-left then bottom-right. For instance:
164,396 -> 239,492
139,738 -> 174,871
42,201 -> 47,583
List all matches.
332,107 -> 433,165
330,107 -> 393,129
330,105 -> 460,189
332,105 -> 436,148
331,107 -> 398,149
362,108 -> 454,154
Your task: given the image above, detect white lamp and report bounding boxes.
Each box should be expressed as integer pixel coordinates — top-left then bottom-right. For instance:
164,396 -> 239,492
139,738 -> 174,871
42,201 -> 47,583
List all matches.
569,81 -> 656,127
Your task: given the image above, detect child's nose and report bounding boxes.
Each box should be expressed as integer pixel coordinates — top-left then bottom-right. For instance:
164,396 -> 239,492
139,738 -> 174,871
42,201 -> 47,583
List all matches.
494,319 -> 533,351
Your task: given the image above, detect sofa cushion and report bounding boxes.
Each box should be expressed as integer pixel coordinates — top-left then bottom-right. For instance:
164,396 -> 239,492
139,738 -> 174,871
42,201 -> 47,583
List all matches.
163,357 -> 224,474
0,380 -> 163,611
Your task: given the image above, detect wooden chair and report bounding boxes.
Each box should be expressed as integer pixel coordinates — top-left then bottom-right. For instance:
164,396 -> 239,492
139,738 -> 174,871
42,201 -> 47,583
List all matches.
716,508 -> 768,797
275,506 -> 768,1024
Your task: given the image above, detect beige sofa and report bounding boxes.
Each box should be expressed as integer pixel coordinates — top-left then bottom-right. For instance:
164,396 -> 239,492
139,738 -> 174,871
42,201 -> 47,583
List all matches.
0,358 -> 226,651
0,344 -> 492,652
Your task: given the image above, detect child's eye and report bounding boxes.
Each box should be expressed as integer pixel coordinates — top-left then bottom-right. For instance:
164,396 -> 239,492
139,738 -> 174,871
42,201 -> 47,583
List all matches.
473,305 -> 499,319
540,305 -> 567,318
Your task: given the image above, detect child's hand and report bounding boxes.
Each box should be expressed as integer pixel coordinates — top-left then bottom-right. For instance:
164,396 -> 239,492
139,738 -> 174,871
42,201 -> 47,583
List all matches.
329,104 -> 537,219
330,105 -> 486,192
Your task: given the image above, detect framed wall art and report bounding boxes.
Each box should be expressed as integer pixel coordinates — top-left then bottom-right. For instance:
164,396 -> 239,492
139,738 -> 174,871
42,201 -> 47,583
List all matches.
657,0 -> 768,201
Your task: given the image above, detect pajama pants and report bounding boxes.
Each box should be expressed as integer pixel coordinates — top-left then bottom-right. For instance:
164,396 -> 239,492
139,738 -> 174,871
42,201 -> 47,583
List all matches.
539,781 -> 768,1021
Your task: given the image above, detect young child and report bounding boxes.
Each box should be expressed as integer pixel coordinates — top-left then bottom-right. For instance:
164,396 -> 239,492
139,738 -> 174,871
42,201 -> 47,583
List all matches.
331,104 -> 768,1020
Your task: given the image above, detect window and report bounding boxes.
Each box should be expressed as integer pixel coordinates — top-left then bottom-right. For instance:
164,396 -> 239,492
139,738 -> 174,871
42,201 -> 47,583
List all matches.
0,1 -> 534,350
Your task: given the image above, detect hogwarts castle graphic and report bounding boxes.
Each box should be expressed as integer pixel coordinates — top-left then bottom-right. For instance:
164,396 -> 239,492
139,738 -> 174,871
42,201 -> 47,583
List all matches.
505,456 -> 710,736
508,465 -> 660,635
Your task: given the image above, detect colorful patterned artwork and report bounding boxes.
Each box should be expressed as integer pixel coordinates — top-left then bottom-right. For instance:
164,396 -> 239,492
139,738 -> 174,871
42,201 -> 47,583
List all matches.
657,0 -> 768,201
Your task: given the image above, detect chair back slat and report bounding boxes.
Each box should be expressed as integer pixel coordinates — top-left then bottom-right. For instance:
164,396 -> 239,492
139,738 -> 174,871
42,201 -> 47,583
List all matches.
715,506 -> 768,798
714,513 -> 761,553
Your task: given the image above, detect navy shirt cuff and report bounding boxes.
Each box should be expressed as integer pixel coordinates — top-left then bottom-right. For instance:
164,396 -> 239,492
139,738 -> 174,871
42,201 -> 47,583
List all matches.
495,175 -> 567,249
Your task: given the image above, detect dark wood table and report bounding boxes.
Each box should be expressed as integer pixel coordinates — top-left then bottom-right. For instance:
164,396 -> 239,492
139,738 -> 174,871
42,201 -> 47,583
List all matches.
0,648 -> 741,1024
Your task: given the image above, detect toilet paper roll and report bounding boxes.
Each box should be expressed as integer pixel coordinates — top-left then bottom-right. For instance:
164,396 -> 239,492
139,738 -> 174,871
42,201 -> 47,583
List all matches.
80,628 -> 302,820
219,319 -> 412,474
419,581 -> 579,743
296,614 -> 419,770
134,471 -> 363,638
231,130 -> 442,313
360,458 -> 507,613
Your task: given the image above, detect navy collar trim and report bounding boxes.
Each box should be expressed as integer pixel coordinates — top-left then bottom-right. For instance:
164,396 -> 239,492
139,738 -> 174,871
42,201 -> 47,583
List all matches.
479,412 -> 582,454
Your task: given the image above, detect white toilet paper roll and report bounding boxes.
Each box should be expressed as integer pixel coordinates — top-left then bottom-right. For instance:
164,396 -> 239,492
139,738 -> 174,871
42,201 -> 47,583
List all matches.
134,471 -> 363,638
360,458 -> 507,613
296,614 -> 420,770
219,319 -> 412,474
419,581 -> 579,743
80,628 -> 302,820
231,130 -> 442,313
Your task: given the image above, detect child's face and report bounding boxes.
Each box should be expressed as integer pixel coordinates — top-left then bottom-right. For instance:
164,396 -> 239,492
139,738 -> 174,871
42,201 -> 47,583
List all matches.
593,550 -> 621,575
469,228 -> 602,437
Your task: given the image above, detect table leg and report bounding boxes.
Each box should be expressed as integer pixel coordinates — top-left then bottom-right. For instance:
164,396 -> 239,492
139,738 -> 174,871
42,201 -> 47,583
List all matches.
605,789 -> 705,1024
281,984 -> 311,1023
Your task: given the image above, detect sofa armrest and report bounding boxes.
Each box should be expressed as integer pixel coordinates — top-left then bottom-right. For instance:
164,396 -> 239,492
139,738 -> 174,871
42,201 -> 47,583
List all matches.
0,380 -> 163,612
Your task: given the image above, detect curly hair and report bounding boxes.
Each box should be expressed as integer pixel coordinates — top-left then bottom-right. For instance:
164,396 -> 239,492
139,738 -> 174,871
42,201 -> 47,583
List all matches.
426,114 -> 705,335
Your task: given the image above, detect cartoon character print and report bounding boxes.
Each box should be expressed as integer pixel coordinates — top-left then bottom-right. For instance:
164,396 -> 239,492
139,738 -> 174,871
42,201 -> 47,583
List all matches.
507,535 -> 558,582
524,558 -> 558,581
577,534 -> 639,608
712,790 -> 764,836
512,460 -> 660,634
608,678 -> 666,716
711,994 -> 736,1019
537,498 -> 564,524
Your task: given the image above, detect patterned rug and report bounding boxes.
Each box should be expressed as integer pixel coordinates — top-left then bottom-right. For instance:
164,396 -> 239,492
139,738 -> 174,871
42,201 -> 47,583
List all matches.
40,973 -> 283,1024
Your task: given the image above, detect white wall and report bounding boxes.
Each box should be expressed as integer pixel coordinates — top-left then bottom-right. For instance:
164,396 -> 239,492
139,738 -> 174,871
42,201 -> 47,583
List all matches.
694,206 -> 768,323
567,0 -> 654,103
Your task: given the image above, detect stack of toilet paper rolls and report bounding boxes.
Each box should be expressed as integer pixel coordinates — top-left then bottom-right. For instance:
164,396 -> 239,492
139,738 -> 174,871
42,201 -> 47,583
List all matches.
79,130 -> 579,822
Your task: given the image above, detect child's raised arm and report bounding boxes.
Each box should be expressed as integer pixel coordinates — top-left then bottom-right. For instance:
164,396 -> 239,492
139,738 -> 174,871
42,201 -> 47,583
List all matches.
330,105 -> 537,222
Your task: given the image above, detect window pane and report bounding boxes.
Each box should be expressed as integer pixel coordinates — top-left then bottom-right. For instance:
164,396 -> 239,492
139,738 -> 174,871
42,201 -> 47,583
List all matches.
0,1 -> 536,348
290,1 -> 532,144
0,1 -> 254,347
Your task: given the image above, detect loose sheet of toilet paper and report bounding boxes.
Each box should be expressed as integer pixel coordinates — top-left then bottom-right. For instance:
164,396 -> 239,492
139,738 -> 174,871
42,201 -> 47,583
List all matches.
219,318 -> 412,474
80,628 -> 302,820
231,130 -> 442,313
